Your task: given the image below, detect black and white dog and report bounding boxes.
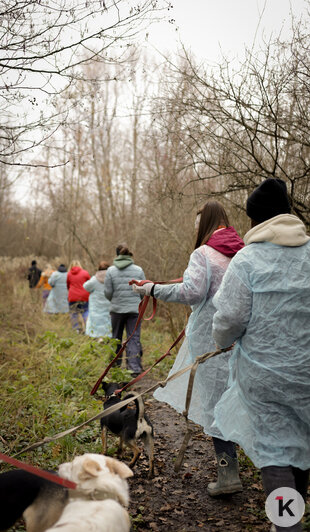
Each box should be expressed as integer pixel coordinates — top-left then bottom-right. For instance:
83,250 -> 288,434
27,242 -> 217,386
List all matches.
101,382 -> 155,478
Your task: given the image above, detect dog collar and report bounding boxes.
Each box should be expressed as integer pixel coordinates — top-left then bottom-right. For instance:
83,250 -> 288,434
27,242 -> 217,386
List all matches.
69,488 -> 126,507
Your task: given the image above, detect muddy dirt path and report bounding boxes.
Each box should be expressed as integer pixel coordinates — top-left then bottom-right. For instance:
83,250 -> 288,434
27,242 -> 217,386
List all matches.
127,380 -> 271,532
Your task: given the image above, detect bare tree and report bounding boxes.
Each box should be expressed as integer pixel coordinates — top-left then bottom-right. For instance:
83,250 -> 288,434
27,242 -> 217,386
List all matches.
157,17 -> 310,227
0,0 -> 170,167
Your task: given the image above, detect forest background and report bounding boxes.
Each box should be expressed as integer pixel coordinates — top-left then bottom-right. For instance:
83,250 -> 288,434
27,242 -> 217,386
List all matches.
1,0 -> 309,288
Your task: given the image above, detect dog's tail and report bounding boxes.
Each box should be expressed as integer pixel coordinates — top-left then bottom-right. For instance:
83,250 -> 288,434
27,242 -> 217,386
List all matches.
122,392 -> 144,420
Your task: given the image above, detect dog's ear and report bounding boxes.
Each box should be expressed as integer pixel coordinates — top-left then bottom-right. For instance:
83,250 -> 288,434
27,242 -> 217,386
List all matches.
78,458 -> 102,480
105,457 -> 134,479
101,381 -> 108,392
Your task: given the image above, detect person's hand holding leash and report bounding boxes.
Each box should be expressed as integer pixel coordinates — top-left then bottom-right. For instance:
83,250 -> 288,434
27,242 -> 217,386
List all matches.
132,283 -> 154,296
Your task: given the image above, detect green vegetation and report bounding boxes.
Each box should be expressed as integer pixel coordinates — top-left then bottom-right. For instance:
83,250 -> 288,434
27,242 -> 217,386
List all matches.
0,274 -> 174,469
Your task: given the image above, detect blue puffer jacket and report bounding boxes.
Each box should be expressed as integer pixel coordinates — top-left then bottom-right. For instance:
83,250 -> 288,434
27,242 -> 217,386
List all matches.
104,255 -> 145,314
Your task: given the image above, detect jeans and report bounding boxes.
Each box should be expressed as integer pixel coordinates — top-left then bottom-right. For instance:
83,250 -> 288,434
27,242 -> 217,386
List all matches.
42,289 -> 50,308
69,301 -> 89,332
110,312 -> 143,373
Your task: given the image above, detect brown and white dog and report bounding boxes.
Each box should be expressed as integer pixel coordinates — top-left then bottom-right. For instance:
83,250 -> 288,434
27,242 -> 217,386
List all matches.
44,453 -> 133,532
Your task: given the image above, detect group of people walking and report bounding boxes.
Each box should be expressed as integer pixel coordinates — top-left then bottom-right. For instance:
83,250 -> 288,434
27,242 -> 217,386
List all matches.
27,177 -> 309,531
27,245 -> 145,375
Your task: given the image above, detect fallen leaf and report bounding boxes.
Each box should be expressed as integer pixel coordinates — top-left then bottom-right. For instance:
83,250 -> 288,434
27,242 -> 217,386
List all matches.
160,504 -> 172,512
134,485 -> 145,494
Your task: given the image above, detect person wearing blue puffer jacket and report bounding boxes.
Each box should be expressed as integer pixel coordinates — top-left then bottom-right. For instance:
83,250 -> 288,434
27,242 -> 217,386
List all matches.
104,244 -> 145,376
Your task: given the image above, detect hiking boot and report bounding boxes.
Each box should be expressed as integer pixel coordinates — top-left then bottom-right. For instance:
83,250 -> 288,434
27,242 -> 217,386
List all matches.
207,452 -> 243,496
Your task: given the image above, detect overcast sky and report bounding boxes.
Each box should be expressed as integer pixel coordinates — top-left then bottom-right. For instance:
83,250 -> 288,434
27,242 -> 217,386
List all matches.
147,0 -> 308,64
13,0 -> 309,203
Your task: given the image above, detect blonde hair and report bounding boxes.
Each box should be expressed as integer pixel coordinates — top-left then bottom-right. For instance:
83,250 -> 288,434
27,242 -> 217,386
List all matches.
69,259 -> 82,270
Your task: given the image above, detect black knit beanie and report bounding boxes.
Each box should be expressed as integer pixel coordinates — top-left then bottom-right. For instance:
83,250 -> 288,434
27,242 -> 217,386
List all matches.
246,178 -> 291,223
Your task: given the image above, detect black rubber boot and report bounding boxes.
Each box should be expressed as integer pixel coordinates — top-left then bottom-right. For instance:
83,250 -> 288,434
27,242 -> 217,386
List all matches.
207,452 -> 243,496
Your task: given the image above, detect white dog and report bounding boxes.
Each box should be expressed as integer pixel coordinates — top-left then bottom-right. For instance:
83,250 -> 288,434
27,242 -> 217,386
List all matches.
44,499 -> 130,532
45,454 -> 133,532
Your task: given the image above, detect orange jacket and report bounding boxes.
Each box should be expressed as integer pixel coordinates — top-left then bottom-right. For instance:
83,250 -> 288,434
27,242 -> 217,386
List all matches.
36,270 -> 54,290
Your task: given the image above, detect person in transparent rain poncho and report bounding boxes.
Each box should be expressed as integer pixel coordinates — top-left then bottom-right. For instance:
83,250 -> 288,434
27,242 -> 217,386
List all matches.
212,179 -> 310,532
83,261 -> 112,339
44,264 -> 69,314
132,201 -> 244,496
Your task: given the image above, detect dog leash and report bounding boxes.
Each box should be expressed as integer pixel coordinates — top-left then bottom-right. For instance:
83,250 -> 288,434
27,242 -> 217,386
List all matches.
90,293 -> 153,395
174,346 -> 233,472
114,328 -> 185,395
0,452 -> 77,489
90,277 -> 183,396
14,348 -> 222,459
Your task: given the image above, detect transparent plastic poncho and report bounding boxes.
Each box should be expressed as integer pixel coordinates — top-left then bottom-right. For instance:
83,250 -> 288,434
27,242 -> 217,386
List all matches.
45,271 -> 69,314
154,245 -> 232,438
212,241 -> 310,469
84,276 -> 111,338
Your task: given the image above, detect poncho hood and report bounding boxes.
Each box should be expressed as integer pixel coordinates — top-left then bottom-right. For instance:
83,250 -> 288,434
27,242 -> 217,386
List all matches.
95,270 -> 107,283
206,226 -> 244,257
244,214 -> 310,247
70,266 -> 82,275
113,255 -> 134,270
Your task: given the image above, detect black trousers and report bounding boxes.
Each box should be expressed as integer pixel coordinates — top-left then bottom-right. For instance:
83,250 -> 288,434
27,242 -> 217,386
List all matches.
261,465 -> 309,532
212,436 -> 237,458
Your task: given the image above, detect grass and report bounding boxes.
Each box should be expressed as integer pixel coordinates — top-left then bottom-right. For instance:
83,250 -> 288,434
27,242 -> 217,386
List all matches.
0,273 -> 174,469
0,272 -> 176,531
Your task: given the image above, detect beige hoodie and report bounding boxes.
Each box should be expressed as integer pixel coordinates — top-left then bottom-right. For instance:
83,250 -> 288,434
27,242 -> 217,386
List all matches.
244,214 -> 310,247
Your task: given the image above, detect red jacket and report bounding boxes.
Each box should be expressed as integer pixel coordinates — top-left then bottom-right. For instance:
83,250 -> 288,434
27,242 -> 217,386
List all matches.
67,267 -> 90,302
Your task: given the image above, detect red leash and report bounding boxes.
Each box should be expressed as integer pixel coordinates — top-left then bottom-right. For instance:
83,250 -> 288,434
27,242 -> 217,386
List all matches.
90,293 -> 153,395
0,452 -> 77,489
90,277 -> 183,396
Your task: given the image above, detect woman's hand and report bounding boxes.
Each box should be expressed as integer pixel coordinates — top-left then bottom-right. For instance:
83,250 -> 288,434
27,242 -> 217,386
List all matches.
132,283 -> 154,296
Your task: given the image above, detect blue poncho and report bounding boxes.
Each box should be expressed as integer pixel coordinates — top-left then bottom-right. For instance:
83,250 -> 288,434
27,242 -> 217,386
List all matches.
153,243 -> 233,437
212,214 -> 310,469
84,272 -> 111,338
45,271 -> 69,314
